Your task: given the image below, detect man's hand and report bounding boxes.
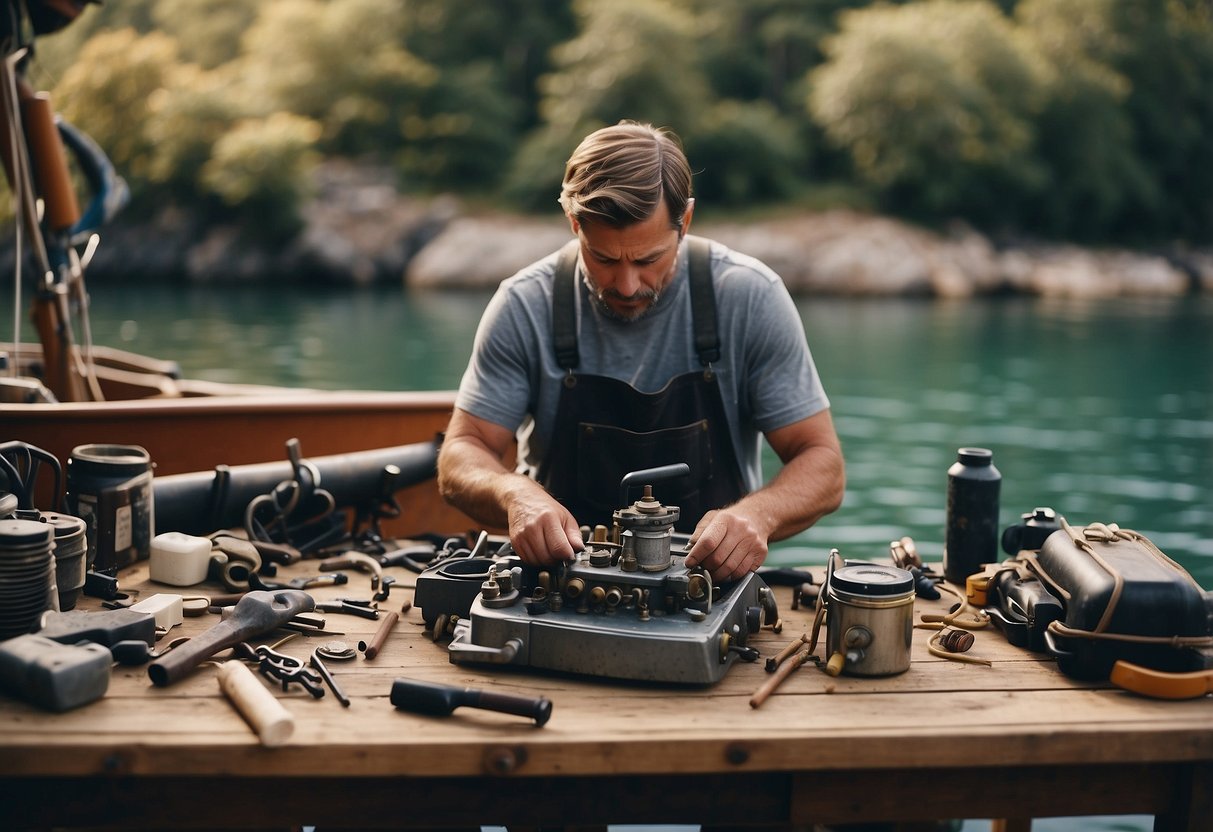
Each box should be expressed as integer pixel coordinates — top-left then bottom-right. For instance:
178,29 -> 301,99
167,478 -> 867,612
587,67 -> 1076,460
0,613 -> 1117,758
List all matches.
438,408 -> 583,569
684,508 -> 768,583
684,411 -> 845,583
506,486 -> 583,567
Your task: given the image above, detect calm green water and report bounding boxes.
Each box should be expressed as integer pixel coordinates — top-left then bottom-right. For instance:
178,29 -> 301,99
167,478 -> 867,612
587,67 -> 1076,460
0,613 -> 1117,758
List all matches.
83,284 -> 1210,832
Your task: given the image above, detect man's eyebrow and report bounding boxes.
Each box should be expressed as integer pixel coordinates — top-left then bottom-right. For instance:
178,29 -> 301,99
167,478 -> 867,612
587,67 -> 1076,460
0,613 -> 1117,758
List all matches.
587,241 -> 672,262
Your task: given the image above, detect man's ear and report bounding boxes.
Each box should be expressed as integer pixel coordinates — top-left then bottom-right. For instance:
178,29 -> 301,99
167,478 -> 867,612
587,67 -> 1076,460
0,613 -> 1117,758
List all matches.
681,198 -> 695,237
567,213 -> 580,235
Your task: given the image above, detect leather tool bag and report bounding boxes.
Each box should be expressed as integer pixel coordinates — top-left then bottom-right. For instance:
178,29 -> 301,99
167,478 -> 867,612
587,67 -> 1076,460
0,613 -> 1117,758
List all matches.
1018,520 -> 1213,680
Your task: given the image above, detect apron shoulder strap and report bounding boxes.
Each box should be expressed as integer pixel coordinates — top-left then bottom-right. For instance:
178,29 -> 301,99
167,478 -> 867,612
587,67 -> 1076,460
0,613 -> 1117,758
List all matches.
552,239 -> 581,370
551,235 -> 719,369
686,235 -> 719,366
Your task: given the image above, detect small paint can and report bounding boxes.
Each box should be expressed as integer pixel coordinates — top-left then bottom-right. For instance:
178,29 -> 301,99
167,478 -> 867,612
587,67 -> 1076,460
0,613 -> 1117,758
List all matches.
65,444 -> 154,575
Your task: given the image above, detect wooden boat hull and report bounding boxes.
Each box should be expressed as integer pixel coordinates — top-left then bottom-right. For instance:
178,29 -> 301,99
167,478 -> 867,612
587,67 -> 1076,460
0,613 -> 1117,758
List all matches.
0,389 -> 480,538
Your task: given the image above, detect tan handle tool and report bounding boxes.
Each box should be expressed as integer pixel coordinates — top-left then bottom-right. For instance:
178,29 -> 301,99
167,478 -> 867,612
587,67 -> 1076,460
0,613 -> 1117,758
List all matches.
217,661 -> 295,747
1109,660 -> 1213,700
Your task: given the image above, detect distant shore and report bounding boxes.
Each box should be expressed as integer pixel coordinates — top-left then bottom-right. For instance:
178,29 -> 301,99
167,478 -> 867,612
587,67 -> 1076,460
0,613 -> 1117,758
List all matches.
14,160 -> 1212,297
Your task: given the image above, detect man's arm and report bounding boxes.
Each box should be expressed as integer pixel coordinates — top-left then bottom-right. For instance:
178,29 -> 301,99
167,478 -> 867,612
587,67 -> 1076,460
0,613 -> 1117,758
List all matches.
437,408 -> 583,566
684,409 -> 845,582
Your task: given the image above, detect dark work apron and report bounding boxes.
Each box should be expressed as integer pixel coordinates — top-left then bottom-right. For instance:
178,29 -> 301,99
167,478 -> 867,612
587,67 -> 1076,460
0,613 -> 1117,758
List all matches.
536,236 -> 748,531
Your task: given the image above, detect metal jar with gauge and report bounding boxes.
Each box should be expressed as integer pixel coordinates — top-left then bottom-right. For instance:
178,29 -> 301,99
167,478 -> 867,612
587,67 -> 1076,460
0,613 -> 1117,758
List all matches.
824,561 -> 916,677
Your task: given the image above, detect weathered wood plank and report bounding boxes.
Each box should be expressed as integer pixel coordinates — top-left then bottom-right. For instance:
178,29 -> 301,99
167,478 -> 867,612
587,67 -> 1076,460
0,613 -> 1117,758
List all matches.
2,557 -> 1209,830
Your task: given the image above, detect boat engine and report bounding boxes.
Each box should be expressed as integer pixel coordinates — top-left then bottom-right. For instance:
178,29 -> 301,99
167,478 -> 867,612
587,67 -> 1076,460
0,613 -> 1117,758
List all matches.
443,482 -> 780,685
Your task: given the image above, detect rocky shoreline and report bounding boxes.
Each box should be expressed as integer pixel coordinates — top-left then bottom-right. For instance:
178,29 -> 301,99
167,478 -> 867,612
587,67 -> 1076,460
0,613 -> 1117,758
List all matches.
23,161 -> 1213,297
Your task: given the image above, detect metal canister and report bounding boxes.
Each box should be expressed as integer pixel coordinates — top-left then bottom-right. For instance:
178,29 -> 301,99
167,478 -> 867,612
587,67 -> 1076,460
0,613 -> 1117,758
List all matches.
0,518 -> 57,639
825,563 -> 915,677
43,512 -> 88,610
65,444 -> 155,575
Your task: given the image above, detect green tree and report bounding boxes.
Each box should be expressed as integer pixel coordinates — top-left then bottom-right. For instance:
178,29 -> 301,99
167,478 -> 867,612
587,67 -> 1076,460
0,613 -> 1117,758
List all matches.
29,0 -> 159,84
51,28 -> 183,202
684,99 -> 808,204
200,111 -> 322,240
238,0 -> 437,156
1015,0 -> 1158,241
144,63 -> 254,202
807,0 -> 1051,225
1020,0 -> 1213,243
395,0 -> 576,191
538,0 -> 711,135
151,0 -> 258,70
684,0 -> 869,108
401,0 -> 575,132
396,62 -> 522,190
507,0 -> 713,209
1122,0 -> 1213,243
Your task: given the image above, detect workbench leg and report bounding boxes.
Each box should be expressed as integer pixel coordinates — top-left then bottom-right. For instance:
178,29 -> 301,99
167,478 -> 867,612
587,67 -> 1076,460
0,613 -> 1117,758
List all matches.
1154,761 -> 1213,832
990,820 -> 1032,832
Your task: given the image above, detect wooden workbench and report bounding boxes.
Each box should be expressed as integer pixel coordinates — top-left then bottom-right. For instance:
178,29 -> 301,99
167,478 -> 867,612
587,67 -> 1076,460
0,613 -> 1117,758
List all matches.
1,554 -> 1210,831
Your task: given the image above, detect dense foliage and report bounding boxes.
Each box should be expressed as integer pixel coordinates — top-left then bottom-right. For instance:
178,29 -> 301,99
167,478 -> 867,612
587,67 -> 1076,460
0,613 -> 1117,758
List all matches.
22,0 -> 1213,244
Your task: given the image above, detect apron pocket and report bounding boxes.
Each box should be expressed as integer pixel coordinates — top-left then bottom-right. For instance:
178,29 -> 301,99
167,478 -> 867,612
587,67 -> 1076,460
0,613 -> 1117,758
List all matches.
575,419 -> 714,524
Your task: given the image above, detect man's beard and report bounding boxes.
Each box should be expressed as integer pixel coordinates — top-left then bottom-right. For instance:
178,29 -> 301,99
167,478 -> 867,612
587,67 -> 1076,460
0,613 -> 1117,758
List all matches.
583,275 -> 661,322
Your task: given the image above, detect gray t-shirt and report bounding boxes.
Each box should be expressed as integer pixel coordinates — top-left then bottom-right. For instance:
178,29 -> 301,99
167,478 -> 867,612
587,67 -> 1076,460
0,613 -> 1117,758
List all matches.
454,236 -> 830,491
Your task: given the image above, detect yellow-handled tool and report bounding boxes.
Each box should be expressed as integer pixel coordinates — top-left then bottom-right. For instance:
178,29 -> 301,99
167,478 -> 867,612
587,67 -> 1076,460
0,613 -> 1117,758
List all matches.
1110,660 -> 1213,700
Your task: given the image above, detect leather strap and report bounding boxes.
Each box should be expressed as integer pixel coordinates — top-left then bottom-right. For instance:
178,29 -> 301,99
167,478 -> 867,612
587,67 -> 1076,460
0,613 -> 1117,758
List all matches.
687,236 -> 719,366
552,240 -> 581,370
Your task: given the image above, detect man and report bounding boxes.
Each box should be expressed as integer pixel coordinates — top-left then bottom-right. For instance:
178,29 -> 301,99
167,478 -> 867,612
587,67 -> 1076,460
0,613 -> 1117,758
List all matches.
437,120 -> 844,582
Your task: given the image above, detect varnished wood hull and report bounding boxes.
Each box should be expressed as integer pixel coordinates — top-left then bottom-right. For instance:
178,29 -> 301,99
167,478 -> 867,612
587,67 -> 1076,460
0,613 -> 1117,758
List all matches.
0,388 -> 478,538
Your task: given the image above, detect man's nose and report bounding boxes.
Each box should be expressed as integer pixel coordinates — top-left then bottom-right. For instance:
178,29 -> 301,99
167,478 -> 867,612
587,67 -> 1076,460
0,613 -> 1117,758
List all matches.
613,264 -> 643,297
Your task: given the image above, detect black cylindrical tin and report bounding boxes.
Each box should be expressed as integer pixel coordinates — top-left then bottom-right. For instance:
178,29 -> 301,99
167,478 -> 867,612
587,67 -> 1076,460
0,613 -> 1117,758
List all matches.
65,444 -> 154,575
944,447 -> 1001,585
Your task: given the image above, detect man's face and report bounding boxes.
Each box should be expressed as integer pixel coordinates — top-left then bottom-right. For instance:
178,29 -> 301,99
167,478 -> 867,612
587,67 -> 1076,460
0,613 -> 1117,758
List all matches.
570,200 -> 693,322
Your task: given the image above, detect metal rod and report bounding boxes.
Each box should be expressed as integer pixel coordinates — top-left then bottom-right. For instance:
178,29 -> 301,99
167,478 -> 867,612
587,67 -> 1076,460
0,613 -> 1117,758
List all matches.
309,650 -> 350,707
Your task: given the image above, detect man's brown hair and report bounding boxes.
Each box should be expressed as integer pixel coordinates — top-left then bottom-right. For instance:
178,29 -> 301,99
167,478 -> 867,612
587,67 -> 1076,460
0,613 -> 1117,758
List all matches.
559,121 -> 692,231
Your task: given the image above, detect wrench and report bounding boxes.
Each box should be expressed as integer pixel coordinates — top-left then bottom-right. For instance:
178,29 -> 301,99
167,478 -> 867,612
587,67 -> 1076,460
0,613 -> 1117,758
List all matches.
147,590 -> 315,686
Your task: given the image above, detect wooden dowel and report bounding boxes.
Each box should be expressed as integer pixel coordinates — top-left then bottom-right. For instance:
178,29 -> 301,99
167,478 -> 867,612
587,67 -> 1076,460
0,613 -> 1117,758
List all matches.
765,632 -> 809,672
750,649 -> 811,709
216,661 -> 294,747
359,610 -> 399,660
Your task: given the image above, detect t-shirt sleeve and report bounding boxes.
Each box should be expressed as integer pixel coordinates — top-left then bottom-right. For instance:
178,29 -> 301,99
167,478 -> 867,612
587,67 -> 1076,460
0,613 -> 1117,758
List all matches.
453,283 -> 538,432
724,258 -> 830,434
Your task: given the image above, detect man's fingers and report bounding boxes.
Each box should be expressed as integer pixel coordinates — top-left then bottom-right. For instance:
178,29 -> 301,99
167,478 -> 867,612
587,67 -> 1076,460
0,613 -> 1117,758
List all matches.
685,510 -> 768,582
687,510 -> 718,547
565,518 -> 585,553
509,500 -> 579,566
542,518 -> 577,562
685,515 -> 725,566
